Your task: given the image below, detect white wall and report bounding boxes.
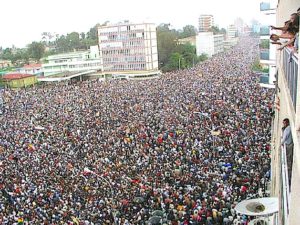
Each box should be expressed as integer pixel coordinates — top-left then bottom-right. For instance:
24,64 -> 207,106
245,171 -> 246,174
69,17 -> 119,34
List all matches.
196,32 -> 214,57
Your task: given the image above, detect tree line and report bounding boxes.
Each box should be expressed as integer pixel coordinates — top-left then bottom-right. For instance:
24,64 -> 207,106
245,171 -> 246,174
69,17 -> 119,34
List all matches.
0,23 -> 226,72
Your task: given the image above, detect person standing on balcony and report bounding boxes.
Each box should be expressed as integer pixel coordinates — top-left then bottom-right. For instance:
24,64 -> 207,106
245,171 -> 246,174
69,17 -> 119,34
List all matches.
281,118 -> 294,184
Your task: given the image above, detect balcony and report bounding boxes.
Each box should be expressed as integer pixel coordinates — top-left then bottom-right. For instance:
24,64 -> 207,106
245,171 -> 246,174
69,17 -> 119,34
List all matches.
282,48 -> 298,111
260,49 -> 270,60
260,26 -> 270,36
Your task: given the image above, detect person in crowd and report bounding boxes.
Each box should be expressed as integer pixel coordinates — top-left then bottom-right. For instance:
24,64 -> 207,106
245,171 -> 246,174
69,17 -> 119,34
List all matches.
271,12 -> 299,36
0,36 -> 274,224
281,118 -> 294,185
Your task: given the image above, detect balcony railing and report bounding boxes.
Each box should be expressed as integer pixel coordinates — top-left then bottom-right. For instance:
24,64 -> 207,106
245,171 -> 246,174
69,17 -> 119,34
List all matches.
281,144 -> 291,225
282,48 -> 298,111
260,49 -> 270,60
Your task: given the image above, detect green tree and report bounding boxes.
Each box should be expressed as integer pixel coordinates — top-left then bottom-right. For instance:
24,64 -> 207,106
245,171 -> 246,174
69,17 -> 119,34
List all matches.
259,39 -> 269,49
175,43 -> 198,68
165,52 -> 183,71
179,25 -> 197,38
56,35 -> 70,53
1,48 -> 13,61
87,23 -> 100,40
198,53 -> 208,62
27,42 -> 45,62
156,24 -> 178,71
66,32 -> 81,50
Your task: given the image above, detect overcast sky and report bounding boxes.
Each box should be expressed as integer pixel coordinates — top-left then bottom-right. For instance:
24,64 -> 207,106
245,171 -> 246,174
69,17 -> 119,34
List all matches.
0,0 -> 265,48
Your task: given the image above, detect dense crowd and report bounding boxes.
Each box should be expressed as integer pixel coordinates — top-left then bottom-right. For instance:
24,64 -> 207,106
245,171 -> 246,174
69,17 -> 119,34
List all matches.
0,37 -> 274,225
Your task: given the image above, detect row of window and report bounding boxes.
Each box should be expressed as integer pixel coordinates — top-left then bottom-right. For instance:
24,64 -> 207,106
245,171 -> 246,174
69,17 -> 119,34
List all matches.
99,29 -> 146,36
102,49 -> 145,55
103,56 -> 146,63
104,32 -> 145,40
105,63 -> 146,71
69,63 -> 101,68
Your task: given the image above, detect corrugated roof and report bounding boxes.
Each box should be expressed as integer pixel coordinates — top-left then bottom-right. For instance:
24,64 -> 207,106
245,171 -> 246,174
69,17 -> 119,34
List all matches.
23,63 -> 42,69
2,73 -> 35,80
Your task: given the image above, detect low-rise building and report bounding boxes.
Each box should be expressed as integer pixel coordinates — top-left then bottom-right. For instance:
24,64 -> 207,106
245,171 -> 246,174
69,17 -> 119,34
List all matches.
0,60 -> 12,69
2,73 -> 37,88
42,46 -> 102,76
19,63 -> 43,76
177,36 -> 196,46
195,32 -> 225,57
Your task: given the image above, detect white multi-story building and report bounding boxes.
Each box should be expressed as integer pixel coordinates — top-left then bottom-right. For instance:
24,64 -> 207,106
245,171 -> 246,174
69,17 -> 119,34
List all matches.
195,32 -> 224,57
234,17 -> 245,35
98,22 -> 159,78
227,24 -> 238,39
198,15 -> 214,32
213,34 -> 225,55
42,46 -> 102,76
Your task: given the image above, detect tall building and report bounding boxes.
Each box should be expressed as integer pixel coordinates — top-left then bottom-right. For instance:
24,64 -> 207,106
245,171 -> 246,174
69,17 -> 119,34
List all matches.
98,22 -> 159,77
227,24 -> 238,39
234,17 -> 245,35
198,15 -> 214,32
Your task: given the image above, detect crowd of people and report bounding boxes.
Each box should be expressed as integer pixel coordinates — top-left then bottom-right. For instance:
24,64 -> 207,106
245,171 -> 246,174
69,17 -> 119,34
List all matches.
0,37 -> 274,225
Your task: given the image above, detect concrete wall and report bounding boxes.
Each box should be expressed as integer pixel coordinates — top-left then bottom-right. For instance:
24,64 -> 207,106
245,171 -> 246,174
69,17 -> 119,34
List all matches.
5,76 -> 37,88
196,32 -> 214,57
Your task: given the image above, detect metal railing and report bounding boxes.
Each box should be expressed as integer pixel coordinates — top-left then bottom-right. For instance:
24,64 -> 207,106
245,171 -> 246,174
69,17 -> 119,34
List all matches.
280,144 -> 291,225
282,48 -> 298,111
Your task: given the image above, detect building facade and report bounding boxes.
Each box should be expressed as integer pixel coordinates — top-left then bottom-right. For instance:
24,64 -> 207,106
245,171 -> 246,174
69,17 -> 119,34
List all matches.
42,46 -> 102,76
198,15 -> 214,32
195,32 -> 224,57
213,34 -> 225,55
0,60 -> 12,69
18,63 -> 43,76
2,73 -> 37,88
227,24 -> 238,39
98,22 -> 159,74
177,36 -> 196,46
269,0 -> 300,225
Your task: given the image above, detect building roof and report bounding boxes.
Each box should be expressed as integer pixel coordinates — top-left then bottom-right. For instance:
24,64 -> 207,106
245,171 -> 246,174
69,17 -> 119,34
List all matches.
2,73 -> 34,80
23,63 -> 42,69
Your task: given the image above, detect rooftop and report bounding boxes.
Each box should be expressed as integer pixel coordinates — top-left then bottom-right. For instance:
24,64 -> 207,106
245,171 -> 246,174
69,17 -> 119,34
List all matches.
23,63 -> 42,69
2,73 -> 35,80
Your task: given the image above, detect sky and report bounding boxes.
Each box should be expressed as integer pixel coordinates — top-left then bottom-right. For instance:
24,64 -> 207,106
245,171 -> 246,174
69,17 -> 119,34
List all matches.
0,0 -> 264,48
